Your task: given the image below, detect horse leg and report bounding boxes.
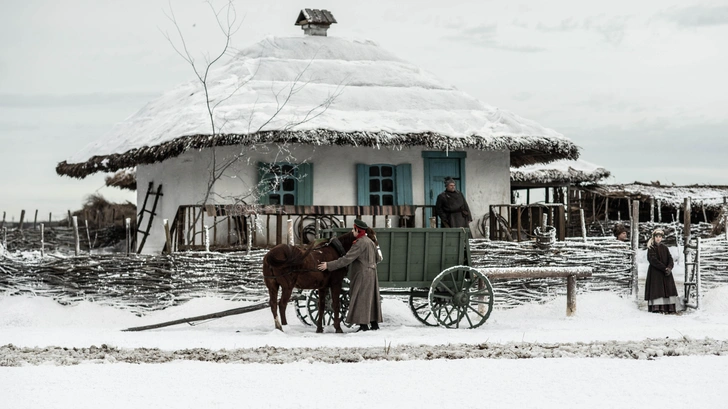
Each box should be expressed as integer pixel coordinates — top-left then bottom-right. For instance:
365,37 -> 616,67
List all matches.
331,286 -> 343,334
266,281 -> 282,331
316,288 -> 326,333
278,286 -> 294,327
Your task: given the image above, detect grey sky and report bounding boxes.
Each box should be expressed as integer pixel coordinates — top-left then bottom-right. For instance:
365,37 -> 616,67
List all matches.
1,0 -> 727,219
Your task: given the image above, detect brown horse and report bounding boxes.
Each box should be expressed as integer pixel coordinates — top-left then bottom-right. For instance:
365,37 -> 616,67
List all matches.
263,231 -> 356,333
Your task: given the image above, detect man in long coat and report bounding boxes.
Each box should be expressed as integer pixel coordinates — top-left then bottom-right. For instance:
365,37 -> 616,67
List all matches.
318,219 -> 382,332
435,177 -> 473,228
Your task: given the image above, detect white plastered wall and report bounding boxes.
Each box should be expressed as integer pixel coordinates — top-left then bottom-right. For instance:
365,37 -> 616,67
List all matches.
137,143 -> 510,253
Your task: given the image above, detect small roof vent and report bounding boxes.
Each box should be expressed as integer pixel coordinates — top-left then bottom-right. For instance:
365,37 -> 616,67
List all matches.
295,9 -> 337,36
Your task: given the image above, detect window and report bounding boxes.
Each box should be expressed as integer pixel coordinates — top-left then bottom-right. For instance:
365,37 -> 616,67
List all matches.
258,162 -> 313,205
357,164 -> 412,206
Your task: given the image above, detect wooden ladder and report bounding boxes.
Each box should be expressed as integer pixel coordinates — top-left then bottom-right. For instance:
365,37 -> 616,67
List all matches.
136,182 -> 163,253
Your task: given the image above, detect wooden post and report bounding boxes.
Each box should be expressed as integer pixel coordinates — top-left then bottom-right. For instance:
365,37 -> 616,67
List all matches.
67,210 -> 72,227
429,217 -> 436,228
163,219 -> 173,255
19,210 -> 25,231
204,225 -> 210,252
566,275 -> 577,316
40,223 -> 45,257
631,200 -> 640,299
48,212 -> 52,226
111,208 -> 116,227
683,198 -> 691,246
579,209 -> 587,242
276,214 -> 283,245
650,198 -> 655,222
724,205 -> 728,241
1,211 -> 5,229
33,210 -> 38,229
617,211 -> 621,221
1,227 -> 6,252
85,220 -> 92,253
604,198 -> 609,223
247,216 -> 253,256
287,219 -> 294,246
657,200 -> 662,223
701,202 -> 707,223
72,216 -> 80,256
125,218 -> 131,256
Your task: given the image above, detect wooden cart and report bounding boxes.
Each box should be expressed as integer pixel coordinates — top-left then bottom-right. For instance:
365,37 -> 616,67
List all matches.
295,228 -> 495,329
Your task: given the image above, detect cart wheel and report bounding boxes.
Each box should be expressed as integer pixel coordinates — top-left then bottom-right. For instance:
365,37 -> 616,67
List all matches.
408,288 -> 439,326
428,265 -> 494,329
305,279 -> 352,328
295,289 -> 313,326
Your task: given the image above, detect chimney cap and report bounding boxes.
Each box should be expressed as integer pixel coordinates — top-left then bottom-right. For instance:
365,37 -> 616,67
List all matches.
295,9 -> 337,27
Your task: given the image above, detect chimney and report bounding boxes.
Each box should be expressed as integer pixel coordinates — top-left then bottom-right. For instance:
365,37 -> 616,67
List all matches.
295,9 -> 337,36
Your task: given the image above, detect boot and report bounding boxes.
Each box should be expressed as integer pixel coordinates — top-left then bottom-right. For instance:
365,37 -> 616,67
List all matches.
356,324 -> 370,332
370,321 -> 379,330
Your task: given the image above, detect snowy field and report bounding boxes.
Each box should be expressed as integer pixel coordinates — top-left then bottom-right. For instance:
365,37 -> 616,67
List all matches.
2,248 -> 728,408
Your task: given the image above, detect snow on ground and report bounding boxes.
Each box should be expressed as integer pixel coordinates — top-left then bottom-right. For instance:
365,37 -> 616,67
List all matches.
2,248 -> 728,408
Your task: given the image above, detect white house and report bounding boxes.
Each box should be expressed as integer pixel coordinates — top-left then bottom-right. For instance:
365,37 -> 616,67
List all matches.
57,9 -> 579,253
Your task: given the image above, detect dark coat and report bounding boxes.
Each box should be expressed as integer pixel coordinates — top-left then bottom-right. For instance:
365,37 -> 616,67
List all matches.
435,189 -> 472,228
644,242 -> 678,301
326,235 -> 382,325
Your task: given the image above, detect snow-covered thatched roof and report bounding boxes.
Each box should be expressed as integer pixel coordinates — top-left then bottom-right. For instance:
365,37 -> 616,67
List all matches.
582,183 -> 728,210
511,159 -> 610,186
57,35 -> 579,178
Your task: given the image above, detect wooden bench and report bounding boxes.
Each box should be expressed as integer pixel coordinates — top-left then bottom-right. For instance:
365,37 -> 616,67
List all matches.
478,267 -> 593,316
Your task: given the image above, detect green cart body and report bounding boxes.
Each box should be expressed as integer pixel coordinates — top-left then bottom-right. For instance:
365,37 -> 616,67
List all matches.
296,228 -> 494,329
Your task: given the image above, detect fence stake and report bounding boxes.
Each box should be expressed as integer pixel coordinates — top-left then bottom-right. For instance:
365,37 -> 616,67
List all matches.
72,216 -> 80,256
204,225 -> 210,252
579,209 -> 587,242
125,218 -> 131,256
631,200 -> 639,299
40,223 -> 45,257
650,198 -> 654,222
1,211 -> 5,229
85,220 -> 92,254
657,200 -> 662,223
19,210 -> 25,231
247,217 -> 253,256
163,219 -> 173,255
48,212 -> 52,226
33,210 -> 38,229
287,219 -> 294,246
1,227 -> 6,254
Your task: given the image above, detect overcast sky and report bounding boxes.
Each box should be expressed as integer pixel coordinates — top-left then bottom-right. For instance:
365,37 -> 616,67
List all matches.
1,0 -> 727,220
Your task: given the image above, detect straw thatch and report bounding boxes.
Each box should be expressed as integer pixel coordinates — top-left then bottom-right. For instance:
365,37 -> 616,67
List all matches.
104,168 -> 136,190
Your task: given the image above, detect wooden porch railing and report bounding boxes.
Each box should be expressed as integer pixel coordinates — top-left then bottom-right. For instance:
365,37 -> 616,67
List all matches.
168,204 -> 435,250
489,204 -> 566,242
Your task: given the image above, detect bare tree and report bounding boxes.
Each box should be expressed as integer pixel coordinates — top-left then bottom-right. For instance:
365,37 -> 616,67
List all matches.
161,0 -> 344,246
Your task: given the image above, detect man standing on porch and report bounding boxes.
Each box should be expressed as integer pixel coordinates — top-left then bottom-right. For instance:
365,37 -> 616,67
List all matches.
435,177 -> 472,228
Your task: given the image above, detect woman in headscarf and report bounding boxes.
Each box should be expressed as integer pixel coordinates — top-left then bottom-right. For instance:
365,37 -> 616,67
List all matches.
644,228 -> 679,314
318,219 -> 383,332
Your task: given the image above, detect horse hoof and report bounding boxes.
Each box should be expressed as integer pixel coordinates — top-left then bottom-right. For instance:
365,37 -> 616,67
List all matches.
316,328 -> 324,334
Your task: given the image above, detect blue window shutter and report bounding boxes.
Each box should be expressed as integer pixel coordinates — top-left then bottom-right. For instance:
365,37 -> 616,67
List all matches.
356,164 -> 370,206
298,162 -> 314,205
257,162 -> 270,205
396,163 -> 413,205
